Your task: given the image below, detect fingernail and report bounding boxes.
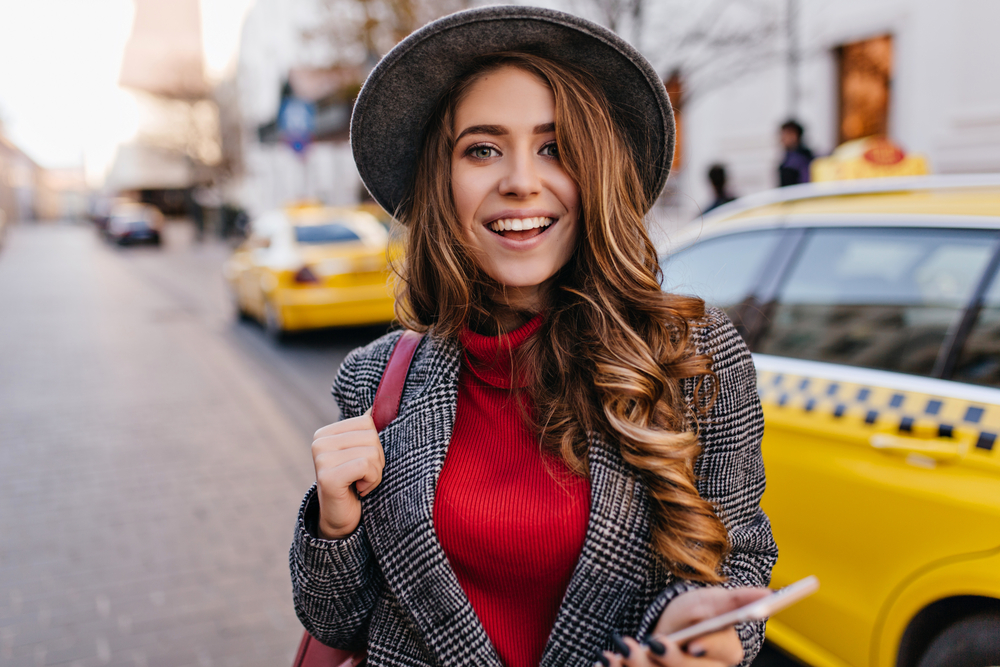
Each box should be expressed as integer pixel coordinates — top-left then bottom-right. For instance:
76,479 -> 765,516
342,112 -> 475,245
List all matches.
689,646 -> 707,658
646,637 -> 666,656
594,652 -> 610,667
611,634 -> 630,657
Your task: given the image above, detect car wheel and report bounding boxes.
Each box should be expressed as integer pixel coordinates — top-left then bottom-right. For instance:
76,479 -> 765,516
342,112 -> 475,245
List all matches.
231,293 -> 252,323
916,612 -> 1000,667
263,301 -> 287,342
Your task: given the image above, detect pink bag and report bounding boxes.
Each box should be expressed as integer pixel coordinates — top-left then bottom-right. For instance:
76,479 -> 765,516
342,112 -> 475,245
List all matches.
293,330 -> 424,667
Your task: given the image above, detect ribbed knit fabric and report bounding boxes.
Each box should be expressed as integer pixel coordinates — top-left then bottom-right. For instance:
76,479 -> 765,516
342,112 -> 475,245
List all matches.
434,315 -> 591,667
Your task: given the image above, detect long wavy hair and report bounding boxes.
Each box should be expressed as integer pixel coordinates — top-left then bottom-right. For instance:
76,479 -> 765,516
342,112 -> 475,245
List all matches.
393,52 -> 729,583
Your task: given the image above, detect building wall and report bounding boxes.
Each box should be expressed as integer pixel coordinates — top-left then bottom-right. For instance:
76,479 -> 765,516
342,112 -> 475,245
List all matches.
670,0 -> 1000,225
238,140 -> 359,214
0,134 -> 40,222
232,0 -> 364,216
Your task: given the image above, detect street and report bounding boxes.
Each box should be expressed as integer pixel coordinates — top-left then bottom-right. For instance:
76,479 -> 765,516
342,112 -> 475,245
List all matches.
0,220 -> 388,667
0,220 -> 800,667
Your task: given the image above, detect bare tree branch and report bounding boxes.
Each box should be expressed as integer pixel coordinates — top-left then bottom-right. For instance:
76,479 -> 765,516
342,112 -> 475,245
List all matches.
580,0 -> 790,103
303,0 -> 472,69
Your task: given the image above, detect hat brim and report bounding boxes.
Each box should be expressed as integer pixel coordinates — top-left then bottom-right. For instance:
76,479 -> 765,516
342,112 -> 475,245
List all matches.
351,5 -> 674,217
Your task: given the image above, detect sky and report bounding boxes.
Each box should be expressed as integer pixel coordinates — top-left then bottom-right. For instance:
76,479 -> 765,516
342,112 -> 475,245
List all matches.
0,0 -> 253,184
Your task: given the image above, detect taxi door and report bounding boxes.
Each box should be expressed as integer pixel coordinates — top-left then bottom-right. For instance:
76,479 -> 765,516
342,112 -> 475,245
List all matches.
752,226 -> 1000,667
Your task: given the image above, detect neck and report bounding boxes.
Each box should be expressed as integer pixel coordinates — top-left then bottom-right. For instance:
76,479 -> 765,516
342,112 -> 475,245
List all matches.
470,284 -> 547,335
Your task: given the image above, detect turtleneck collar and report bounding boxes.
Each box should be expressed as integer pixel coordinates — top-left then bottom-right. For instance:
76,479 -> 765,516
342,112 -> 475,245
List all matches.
459,313 -> 544,389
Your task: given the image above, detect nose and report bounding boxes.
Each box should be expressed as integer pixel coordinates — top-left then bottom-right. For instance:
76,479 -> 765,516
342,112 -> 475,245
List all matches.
498,149 -> 542,198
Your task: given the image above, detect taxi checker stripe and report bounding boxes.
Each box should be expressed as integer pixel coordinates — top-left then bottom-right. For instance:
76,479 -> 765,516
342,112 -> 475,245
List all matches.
752,355 -> 999,453
757,374 -> 998,452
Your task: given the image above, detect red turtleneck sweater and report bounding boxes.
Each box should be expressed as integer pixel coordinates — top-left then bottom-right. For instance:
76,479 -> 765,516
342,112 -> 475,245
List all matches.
434,315 -> 591,667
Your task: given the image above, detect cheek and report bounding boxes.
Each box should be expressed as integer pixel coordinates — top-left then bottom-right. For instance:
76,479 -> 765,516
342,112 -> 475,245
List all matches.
560,219 -> 581,262
450,174 -> 486,255
551,170 -> 580,214
451,165 -> 483,224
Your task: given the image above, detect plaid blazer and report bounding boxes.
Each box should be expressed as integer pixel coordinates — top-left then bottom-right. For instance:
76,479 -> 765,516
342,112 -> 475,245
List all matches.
290,308 -> 778,667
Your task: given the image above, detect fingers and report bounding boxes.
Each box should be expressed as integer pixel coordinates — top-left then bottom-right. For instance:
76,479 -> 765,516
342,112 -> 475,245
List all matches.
313,429 -> 384,465
657,637 -> 729,667
310,412 -> 386,540
314,412 -> 377,439
598,632 -> 741,667
678,628 -> 743,665
724,587 -> 772,608
655,587 -> 772,637
314,447 -> 384,497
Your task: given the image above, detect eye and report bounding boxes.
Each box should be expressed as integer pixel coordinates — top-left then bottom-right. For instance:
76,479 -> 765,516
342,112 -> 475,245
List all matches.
540,142 -> 559,158
466,144 -> 500,160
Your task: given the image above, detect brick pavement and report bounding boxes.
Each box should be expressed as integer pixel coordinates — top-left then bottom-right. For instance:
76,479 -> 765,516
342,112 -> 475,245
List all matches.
0,223 -> 321,666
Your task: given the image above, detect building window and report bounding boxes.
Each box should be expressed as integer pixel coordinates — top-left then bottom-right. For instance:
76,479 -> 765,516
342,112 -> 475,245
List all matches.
836,35 -> 893,143
665,71 -> 683,172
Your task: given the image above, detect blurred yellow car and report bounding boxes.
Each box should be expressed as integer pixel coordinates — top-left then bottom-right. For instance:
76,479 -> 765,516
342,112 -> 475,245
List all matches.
662,175 -> 1000,667
223,205 -> 396,338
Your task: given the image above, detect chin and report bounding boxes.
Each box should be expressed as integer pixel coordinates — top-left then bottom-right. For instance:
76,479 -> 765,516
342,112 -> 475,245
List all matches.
490,269 -> 558,290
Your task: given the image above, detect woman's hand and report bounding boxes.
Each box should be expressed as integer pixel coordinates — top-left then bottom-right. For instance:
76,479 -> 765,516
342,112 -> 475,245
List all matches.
311,411 -> 385,540
597,587 -> 771,667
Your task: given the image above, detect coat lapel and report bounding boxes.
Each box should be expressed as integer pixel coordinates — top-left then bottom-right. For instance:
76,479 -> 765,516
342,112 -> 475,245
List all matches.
361,335 -> 504,667
540,439 -> 659,667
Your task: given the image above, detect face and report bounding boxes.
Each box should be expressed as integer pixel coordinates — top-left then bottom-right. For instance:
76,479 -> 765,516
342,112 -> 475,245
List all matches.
781,127 -> 800,149
451,66 -> 581,310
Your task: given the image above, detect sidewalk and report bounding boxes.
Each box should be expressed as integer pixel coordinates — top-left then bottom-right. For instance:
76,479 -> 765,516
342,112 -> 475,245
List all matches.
0,223 -> 315,667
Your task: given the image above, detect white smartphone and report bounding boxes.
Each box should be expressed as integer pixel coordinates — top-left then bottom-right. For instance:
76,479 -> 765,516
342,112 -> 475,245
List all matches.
660,575 -> 820,645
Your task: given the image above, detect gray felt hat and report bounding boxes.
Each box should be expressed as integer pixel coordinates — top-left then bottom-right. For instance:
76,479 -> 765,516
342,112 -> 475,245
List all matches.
351,5 -> 674,218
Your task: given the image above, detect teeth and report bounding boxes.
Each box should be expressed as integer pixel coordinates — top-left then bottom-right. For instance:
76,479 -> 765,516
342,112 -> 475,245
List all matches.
488,217 -> 554,233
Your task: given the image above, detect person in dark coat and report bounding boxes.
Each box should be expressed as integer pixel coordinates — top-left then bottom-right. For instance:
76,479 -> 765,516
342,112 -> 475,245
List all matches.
290,7 -> 777,667
705,164 -> 736,213
778,119 -> 814,186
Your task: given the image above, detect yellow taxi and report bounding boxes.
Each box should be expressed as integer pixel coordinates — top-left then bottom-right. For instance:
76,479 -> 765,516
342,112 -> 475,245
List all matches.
661,174 -> 1000,667
223,205 -> 397,339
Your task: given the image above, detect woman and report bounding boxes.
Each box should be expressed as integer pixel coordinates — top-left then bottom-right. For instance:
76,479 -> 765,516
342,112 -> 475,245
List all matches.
291,7 -> 777,667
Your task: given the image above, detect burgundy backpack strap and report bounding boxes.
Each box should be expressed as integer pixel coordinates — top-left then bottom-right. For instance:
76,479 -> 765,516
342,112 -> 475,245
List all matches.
371,330 -> 424,432
288,331 -> 420,667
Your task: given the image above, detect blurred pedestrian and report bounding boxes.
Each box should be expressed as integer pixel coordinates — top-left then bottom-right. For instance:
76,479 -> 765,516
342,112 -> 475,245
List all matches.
290,7 -> 776,667
705,163 -> 735,213
778,119 -> 814,186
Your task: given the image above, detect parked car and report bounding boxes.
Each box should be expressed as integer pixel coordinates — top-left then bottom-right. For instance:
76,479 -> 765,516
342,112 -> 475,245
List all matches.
662,174 -> 1000,667
105,202 -> 163,245
223,205 -> 396,339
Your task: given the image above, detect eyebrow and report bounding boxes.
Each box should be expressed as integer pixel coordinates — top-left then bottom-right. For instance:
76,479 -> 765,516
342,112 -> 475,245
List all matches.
456,122 -> 556,141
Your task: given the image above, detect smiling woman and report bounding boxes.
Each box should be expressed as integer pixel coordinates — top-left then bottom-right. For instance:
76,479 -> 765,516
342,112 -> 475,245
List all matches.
289,7 -> 777,667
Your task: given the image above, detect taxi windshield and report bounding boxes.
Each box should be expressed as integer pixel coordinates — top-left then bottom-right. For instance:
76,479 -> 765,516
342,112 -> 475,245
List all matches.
294,222 -> 361,244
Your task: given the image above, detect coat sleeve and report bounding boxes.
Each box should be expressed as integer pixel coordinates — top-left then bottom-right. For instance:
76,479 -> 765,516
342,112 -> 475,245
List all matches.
290,486 -> 378,649
638,308 -> 778,665
288,343 -> 387,649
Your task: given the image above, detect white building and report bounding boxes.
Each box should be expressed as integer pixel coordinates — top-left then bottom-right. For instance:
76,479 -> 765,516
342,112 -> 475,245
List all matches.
639,0 -> 1000,229
234,0 -> 367,216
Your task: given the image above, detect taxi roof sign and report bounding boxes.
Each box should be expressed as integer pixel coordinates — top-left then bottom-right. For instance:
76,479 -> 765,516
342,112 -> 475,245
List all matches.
811,136 -> 930,182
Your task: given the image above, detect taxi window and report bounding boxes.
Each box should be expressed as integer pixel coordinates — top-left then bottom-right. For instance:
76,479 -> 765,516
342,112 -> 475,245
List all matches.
295,223 -> 360,244
953,265 -> 1000,387
661,230 -> 783,314
756,228 -> 997,377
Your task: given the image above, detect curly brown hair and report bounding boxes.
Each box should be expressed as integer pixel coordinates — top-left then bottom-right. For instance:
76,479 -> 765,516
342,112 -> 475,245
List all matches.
392,52 -> 729,584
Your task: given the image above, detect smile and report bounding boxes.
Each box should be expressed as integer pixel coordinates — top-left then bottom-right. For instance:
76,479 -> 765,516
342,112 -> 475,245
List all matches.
487,217 -> 555,233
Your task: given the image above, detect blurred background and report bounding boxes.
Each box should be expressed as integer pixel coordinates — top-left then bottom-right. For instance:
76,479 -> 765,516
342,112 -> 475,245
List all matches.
1,1 -> 998,666
1,0 -> 998,235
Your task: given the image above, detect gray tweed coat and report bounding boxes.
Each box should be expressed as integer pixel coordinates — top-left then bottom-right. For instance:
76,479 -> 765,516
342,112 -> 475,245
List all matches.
290,308 -> 778,667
